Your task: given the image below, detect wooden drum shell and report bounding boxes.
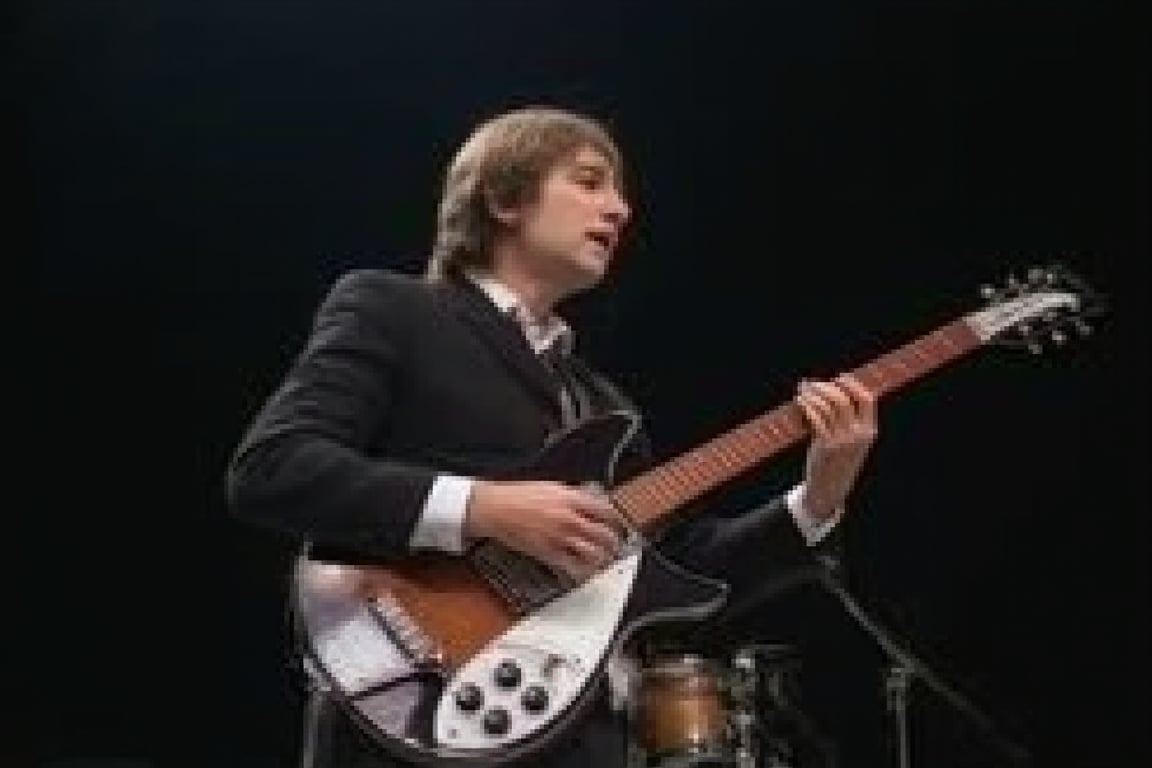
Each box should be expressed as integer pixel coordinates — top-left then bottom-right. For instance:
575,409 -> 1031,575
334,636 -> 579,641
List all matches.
633,654 -> 729,757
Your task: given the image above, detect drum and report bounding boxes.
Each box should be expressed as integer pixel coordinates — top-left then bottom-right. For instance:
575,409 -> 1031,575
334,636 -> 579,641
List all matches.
626,643 -> 806,768
633,653 -> 730,765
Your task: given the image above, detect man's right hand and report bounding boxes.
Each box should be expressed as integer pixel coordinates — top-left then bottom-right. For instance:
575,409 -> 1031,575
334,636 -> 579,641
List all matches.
463,480 -> 625,583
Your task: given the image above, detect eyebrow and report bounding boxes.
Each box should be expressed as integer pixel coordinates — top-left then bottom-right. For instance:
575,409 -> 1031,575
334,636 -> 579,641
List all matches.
571,161 -> 610,176
569,160 -> 623,190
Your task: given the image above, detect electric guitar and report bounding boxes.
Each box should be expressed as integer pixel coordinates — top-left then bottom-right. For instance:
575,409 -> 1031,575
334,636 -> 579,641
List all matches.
290,263 -> 1103,766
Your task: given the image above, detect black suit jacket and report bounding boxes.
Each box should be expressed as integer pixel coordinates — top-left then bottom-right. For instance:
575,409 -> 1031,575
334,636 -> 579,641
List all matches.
226,268 -> 827,767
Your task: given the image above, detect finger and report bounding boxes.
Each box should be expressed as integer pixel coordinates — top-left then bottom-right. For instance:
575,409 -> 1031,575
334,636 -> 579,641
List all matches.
796,392 -> 832,437
562,514 -> 623,558
570,489 -> 627,535
559,539 -> 606,580
838,374 -> 878,425
806,380 -> 856,426
567,535 -> 615,570
798,381 -> 838,427
549,549 -> 595,584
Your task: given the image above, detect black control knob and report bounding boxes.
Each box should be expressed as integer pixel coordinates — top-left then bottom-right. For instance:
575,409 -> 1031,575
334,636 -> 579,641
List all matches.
521,685 -> 549,713
493,660 -> 522,689
453,683 -> 483,712
482,707 -> 511,736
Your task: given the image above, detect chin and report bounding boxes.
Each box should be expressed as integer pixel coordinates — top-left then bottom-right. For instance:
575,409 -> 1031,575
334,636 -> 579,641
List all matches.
548,256 -> 605,294
571,259 -> 610,290
541,244 -> 613,296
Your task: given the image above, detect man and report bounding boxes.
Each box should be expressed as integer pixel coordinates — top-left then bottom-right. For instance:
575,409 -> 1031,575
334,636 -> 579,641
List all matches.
226,105 -> 878,768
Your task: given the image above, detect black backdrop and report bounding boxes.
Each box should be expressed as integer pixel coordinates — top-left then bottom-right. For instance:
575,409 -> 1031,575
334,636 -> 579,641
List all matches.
17,2 -> 1149,767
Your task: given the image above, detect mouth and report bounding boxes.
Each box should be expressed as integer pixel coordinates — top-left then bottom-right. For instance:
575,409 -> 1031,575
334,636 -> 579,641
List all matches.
585,230 -> 616,253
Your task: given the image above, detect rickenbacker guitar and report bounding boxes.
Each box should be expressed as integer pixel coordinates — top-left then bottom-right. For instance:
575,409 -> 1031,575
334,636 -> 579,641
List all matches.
291,264 -> 1103,767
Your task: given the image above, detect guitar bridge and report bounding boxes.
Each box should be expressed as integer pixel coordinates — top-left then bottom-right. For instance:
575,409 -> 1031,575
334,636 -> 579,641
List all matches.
369,592 -> 445,669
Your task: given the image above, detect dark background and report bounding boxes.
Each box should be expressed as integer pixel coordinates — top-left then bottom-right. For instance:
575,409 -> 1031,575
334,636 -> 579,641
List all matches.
16,1 -> 1148,766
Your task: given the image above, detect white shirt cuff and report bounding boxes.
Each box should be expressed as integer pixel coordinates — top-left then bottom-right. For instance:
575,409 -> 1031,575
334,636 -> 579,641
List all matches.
409,474 -> 474,554
786,482 -> 844,546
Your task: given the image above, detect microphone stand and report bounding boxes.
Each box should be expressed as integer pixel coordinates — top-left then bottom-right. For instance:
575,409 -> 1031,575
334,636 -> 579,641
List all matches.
819,573 -> 1031,768
882,660 -> 913,768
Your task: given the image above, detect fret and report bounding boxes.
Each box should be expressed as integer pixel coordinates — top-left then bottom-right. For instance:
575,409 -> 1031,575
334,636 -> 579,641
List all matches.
894,347 -> 921,375
687,445 -> 734,486
621,475 -> 663,519
930,329 -> 956,353
769,408 -> 804,441
633,481 -> 667,517
905,342 -> 930,367
728,430 -> 762,469
648,474 -> 684,513
757,417 -> 783,443
697,444 -> 730,474
702,441 -> 744,478
611,483 -> 650,522
705,438 -> 741,470
671,455 -> 709,491
670,455 -> 704,487
852,365 -> 883,391
919,333 -> 950,364
884,353 -> 916,384
876,365 -> 901,391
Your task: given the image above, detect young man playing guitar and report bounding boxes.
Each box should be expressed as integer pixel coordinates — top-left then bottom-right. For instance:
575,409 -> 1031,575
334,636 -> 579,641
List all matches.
227,105 -> 879,768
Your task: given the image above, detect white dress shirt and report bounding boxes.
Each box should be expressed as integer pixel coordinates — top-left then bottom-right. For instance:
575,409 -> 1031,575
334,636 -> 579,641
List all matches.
408,271 -> 843,553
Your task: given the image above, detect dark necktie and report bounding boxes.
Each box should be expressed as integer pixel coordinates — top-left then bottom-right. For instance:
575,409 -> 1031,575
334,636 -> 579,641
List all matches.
540,343 -> 589,425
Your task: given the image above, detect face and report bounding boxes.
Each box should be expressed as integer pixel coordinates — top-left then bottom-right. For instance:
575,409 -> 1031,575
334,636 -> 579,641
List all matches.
496,145 -> 631,295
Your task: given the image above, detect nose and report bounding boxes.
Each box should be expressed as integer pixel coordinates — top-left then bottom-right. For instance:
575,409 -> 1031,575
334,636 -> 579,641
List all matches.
603,187 -> 630,228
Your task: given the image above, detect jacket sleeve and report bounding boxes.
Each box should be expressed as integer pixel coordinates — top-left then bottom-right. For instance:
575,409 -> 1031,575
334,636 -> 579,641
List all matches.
653,493 -> 827,607
225,270 -> 436,558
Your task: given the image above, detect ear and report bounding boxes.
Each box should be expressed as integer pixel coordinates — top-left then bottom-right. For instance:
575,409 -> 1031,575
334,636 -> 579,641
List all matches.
483,185 -> 523,227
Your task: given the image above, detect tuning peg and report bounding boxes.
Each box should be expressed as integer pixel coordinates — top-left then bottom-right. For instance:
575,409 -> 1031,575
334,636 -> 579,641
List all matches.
1072,318 -> 1092,337
1026,267 -> 1046,284
980,284 -> 999,300
1027,340 -> 1044,355
1005,273 -> 1023,291
1050,329 -> 1067,345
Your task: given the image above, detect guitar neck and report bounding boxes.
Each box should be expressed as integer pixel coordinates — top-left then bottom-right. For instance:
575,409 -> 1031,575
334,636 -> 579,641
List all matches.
610,318 -> 983,530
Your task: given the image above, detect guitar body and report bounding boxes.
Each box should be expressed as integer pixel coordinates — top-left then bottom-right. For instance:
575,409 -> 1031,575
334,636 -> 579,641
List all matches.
291,411 -> 729,767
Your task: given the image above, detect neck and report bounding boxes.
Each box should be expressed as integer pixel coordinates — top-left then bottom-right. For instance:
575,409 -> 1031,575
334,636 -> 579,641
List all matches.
488,245 -> 567,321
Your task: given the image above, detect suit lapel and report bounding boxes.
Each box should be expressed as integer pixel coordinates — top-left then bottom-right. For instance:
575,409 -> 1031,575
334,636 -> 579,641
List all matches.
435,276 -> 564,420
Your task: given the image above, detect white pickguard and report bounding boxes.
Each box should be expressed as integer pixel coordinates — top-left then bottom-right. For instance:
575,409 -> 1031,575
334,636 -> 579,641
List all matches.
434,549 -> 642,750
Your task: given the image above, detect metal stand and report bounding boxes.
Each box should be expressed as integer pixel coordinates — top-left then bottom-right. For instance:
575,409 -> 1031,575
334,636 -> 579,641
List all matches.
882,663 -> 913,768
821,576 -> 1031,768
298,657 -> 333,768
733,644 -> 837,768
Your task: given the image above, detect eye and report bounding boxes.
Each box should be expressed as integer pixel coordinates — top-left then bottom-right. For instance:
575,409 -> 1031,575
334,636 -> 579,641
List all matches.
576,175 -> 601,190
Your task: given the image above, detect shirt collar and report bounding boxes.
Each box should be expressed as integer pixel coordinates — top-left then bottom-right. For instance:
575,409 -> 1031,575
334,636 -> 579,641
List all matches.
463,269 -> 574,357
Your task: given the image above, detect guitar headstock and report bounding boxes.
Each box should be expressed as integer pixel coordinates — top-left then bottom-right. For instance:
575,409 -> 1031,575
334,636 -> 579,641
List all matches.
965,263 -> 1107,353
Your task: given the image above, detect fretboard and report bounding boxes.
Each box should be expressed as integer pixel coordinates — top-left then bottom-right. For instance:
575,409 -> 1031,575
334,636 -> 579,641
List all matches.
610,318 -> 983,530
